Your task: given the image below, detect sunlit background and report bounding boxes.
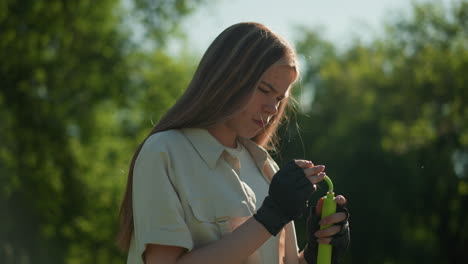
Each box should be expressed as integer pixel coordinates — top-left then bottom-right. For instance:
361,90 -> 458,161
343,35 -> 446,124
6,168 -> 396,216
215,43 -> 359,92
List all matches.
180,0 -> 449,52
1,0 -> 467,263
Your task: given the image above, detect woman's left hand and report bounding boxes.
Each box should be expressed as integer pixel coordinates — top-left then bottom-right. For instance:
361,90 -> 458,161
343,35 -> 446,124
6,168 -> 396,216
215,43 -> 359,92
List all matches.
314,195 -> 349,244
303,195 -> 350,264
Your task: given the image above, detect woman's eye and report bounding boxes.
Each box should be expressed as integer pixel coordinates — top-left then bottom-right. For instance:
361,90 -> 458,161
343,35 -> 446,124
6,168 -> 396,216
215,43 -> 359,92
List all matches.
258,87 -> 269,93
259,86 -> 284,102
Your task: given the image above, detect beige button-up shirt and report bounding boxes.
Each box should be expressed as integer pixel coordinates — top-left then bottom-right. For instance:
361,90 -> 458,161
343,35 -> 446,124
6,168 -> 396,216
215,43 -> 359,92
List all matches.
127,128 -> 300,264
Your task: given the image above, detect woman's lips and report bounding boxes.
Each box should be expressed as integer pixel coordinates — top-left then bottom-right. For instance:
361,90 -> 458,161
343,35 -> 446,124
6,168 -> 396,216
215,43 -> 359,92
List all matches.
253,119 -> 264,127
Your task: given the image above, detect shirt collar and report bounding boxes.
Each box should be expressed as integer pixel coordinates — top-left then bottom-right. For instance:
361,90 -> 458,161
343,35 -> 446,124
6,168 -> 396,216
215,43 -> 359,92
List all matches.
238,137 -> 269,171
181,128 -> 269,170
182,128 -> 226,169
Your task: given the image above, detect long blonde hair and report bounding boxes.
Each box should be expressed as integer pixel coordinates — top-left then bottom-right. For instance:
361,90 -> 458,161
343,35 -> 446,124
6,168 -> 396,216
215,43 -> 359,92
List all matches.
117,22 -> 299,250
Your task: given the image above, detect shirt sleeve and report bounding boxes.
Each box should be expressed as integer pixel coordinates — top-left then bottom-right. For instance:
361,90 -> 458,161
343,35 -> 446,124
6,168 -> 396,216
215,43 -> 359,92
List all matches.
132,137 -> 193,259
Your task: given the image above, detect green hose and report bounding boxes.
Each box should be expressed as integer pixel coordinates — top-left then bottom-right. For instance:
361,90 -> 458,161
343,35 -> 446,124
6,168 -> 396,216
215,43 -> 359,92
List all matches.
317,176 -> 337,264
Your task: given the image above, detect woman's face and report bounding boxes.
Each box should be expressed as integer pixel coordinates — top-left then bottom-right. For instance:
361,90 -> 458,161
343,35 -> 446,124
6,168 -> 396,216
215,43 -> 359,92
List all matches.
225,65 -> 297,141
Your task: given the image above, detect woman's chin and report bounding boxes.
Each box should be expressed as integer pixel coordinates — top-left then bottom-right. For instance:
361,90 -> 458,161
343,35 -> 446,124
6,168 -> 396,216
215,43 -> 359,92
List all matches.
240,130 -> 262,140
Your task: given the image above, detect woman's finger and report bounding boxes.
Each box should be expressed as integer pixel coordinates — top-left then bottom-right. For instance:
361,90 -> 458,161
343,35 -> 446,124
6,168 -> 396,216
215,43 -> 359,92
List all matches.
335,195 -> 347,206
319,212 -> 347,226
314,225 -> 342,238
294,159 -> 314,169
303,165 -> 325,177
317,237 -> 332,244
306,172 -> 326,184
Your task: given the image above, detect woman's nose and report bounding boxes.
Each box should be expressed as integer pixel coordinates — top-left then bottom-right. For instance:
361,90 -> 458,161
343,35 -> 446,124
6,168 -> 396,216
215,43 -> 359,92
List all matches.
263,102 -> 279,115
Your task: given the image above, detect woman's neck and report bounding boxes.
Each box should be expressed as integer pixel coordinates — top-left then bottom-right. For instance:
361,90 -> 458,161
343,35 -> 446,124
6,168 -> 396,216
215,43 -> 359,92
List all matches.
207,125 -> 238,148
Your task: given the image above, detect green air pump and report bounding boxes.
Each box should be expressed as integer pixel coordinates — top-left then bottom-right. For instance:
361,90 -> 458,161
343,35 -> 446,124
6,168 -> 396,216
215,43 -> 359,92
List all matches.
317,176 -> 337,264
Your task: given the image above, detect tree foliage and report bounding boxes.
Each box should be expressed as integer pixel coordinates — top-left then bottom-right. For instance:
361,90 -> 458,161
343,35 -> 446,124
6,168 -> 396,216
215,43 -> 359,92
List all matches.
283,1 -> 468,263
0,0 -> 199,263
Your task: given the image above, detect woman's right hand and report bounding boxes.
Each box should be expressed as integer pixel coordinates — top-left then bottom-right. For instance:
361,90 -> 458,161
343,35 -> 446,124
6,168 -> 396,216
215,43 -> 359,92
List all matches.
253,160 -> 327,236
295,159 -> 328,189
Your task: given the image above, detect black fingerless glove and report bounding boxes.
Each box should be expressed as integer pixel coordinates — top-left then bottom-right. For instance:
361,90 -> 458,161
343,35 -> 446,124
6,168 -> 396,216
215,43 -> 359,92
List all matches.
303,204 -> 350,264
254,160 -> 314,236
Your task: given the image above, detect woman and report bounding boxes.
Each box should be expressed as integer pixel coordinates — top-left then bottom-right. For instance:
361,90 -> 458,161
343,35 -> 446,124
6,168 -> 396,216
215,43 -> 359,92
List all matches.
118,22 -> 350,264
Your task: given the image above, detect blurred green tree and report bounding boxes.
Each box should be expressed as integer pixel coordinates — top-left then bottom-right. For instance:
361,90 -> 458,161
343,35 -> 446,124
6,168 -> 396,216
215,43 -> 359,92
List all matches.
0,0 -> 201,263
282,1 -> 468,263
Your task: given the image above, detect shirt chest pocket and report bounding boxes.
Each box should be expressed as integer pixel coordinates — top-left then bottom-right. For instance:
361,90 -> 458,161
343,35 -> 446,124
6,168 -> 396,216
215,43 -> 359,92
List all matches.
183,169 -> 256,246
